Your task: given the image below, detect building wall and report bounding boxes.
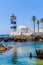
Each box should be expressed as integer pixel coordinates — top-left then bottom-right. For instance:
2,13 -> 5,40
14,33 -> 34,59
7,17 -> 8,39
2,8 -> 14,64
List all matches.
31,28 -> 43,32
10,27 -> 33,35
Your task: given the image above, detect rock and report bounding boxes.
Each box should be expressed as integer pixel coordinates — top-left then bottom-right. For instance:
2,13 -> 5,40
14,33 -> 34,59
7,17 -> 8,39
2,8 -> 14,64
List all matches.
29,53 -> 32,58
36,49 -> 43,59
0,43 -> 13,54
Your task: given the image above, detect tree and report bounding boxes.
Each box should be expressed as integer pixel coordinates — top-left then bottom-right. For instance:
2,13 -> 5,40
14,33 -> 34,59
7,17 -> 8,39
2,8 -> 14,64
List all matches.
40,18 -> 43,32
37,20 -> 39,32
32,16 -> 36,32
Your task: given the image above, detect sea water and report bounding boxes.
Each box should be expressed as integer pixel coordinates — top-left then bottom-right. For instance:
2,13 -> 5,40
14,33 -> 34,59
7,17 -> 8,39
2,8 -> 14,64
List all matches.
0,42 -> 43,65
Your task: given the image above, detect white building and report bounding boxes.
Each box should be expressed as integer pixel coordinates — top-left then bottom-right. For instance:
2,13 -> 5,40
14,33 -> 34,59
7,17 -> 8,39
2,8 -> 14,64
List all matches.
10,25 -> 33,35
31,28 -> 43,32
30,28 -> 43,35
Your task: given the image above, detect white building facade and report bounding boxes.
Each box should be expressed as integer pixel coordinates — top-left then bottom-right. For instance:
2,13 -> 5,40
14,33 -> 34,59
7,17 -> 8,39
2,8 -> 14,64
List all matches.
10,25 -> 33,35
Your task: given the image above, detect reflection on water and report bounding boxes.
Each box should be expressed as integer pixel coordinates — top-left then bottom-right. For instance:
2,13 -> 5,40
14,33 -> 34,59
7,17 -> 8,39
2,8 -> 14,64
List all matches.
0,42 -> 43,65
12,45 -> 17,64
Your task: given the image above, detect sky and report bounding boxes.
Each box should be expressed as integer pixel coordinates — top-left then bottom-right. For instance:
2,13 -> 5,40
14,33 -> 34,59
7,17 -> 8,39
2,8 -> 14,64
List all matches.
0,0 -> 43,34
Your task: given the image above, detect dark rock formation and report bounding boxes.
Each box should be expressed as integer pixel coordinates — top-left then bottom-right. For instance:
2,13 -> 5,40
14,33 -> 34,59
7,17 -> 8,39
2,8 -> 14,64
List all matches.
32,36 -> 43,42
36,49 -> 43,59
29,53 -> 32,58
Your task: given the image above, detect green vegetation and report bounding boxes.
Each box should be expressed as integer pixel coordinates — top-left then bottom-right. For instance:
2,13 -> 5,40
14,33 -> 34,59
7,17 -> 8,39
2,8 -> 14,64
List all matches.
37,20 -> 39,32
35,58 -> 43,65
32,16 -> 43,33
40,18 -> 43,29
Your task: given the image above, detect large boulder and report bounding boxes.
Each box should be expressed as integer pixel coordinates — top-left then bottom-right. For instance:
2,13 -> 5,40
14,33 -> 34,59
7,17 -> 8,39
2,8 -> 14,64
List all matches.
0,43 -> 13,54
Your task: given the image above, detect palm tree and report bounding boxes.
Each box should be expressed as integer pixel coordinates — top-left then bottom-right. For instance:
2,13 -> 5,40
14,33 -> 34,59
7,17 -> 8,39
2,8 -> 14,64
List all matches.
40,18 -> 43,32
32,16 -> 36,32
37,20 -> 39,32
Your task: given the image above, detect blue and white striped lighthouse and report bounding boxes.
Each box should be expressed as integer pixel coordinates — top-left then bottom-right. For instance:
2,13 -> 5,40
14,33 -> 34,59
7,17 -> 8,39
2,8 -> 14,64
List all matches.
10,14 -> 17,35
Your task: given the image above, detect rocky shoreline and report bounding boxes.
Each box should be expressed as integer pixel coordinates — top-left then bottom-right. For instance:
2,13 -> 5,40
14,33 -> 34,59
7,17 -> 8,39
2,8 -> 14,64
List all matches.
0,35 -> 43,42
0,43 -> 13,54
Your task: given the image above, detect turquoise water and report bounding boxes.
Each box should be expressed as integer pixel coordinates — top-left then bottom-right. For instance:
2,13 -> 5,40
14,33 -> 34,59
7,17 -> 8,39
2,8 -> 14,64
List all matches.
0,42 -> 43,65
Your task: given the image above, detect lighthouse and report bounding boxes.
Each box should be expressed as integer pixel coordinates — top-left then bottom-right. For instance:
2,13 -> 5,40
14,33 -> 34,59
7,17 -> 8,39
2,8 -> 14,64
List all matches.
10,14 -> 17,35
